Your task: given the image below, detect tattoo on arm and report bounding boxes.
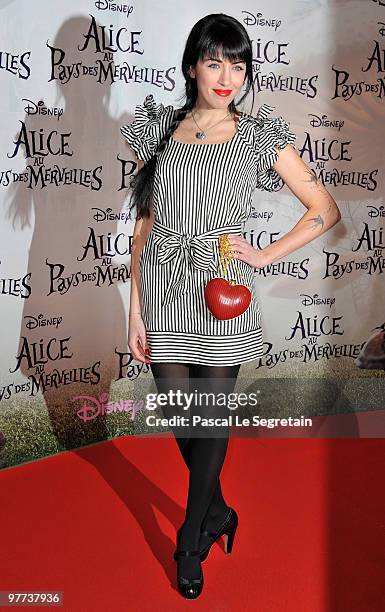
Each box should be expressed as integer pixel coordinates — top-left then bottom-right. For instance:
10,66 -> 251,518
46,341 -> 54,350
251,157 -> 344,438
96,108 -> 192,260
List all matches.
304,168 -> 319,186
305,214 -> 324,231
302,168 -> 337,222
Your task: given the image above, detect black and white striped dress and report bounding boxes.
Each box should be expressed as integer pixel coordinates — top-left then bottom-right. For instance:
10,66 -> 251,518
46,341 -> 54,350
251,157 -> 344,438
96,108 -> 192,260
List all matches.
121,94 -> 296,366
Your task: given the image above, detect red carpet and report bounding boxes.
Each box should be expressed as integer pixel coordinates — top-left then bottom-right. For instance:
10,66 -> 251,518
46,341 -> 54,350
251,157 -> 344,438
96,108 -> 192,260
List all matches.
1,435 -> 385,611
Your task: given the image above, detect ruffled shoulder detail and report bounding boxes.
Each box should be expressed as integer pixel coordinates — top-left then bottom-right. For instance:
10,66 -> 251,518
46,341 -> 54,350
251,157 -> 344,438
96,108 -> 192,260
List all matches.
238,104 -> 296,192
120,93 -> 175,163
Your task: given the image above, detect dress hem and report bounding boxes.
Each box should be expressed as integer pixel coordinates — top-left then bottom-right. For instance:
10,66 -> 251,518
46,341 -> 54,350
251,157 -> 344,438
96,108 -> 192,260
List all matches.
147,353 -> 264,367
145,328 -> 264,366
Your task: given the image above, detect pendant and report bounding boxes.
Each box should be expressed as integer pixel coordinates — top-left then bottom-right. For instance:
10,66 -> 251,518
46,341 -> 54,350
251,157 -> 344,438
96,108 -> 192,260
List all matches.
195,131 -> 206,140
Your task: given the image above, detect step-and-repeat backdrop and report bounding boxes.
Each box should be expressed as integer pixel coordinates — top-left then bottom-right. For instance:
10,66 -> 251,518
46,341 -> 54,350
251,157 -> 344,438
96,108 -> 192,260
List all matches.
0,0 -> 384,467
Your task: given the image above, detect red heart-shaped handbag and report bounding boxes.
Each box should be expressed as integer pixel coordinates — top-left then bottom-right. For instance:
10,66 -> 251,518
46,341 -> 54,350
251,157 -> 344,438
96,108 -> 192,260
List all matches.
204,234 -> 252,320
204,277 -> 251,320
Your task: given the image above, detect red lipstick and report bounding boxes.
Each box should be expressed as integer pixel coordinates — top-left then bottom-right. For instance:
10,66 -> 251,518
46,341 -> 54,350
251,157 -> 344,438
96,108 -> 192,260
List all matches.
213,89 -> 232,97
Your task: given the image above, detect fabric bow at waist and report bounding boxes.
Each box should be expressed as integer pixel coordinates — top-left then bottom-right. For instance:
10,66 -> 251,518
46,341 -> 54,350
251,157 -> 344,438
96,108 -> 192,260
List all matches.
150,219 -> 243,306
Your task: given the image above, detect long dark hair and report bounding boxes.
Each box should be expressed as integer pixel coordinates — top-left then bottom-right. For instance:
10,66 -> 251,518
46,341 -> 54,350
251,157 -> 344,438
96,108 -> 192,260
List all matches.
128,13 -> 256,220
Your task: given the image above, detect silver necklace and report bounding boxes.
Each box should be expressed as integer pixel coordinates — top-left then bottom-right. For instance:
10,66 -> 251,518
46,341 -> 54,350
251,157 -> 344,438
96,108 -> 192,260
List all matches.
191,109 -> 232,140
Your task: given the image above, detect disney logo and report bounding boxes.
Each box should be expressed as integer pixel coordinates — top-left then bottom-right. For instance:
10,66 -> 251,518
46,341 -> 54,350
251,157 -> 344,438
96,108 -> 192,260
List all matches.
249,209 -> 273,221
300,293 -> 335,308
92,207 -> 131,224
367,205 -> 385,218
308,114 -> 344,130
242,11 -> 281,30
95,1 -> 133,18
73,392 -> 144,421
22,98 -> 63,120
24,313 -> 63,329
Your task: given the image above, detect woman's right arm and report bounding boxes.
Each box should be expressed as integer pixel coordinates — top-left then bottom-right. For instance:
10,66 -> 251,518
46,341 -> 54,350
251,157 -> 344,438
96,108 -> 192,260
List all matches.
128,158 -> 154,363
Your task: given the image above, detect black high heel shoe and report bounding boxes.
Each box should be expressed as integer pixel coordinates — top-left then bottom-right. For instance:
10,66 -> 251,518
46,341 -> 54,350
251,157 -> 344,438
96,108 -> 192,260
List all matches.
173,508 -> 238,562
200,507 -> 238,561
174,549 -> 204,599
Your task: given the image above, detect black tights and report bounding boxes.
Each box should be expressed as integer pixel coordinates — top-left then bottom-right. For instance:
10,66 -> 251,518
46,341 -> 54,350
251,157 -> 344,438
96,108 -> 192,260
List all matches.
150,361 -> 240,578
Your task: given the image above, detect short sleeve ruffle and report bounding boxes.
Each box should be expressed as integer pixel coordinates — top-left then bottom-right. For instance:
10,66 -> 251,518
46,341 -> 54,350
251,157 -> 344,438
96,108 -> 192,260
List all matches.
120,93 -> 175,163
239,104 -> 296,192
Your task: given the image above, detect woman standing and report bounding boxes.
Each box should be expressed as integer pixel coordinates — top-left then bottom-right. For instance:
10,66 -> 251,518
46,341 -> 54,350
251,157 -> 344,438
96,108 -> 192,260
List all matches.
121,13 -> 340,600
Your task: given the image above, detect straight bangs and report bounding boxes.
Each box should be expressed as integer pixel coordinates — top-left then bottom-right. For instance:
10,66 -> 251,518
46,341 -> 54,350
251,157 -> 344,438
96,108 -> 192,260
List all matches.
198,35 -> 249,65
